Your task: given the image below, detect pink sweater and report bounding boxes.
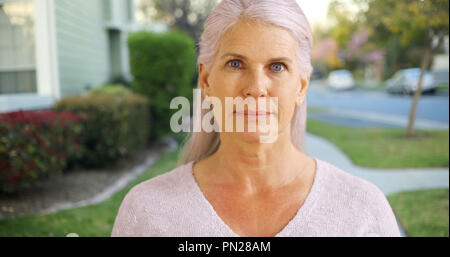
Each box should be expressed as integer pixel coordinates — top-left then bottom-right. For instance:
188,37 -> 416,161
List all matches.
111,158 -> 401,237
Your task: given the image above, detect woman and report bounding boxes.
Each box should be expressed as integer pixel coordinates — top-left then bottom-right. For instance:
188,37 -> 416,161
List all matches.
112,0 -> 401,237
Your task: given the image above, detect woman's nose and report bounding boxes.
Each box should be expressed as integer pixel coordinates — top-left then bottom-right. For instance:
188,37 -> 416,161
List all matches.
243,70 -> 269,98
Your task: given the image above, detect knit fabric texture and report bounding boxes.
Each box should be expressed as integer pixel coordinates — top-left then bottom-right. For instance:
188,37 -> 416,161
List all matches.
111,158 -> 401,237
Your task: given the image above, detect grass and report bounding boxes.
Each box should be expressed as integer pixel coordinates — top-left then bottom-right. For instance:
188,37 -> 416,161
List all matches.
306,119 -> 449,169
0,150 -> 180,237
388,188 -> 449,237
436,83 -> 449,94
354,80 -> 387,91
307,107 -> 330,114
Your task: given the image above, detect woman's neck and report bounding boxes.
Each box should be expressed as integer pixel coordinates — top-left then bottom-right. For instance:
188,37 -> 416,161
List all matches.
204,130 -> 310,194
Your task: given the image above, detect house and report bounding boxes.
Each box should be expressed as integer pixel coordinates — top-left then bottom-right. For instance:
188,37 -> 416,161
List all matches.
0,0 -> 136,113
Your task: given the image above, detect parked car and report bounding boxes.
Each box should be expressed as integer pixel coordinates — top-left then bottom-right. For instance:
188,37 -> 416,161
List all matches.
386,68 -> 437,95
327,70 -> 355,91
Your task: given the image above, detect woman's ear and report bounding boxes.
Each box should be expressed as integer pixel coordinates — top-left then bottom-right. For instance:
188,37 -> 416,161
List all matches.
295,76 -> 310,107
198,63 -> 211,97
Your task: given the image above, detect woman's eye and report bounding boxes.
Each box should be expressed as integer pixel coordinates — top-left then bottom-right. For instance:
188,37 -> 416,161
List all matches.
271,63 -> 285,72
228,60 -> 241,69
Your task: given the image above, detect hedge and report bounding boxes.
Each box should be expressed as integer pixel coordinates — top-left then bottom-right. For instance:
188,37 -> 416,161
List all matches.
0,110 -> 83,193
53,92 -> 150,168
128,30 -> 196,140
88,84 -> 133,96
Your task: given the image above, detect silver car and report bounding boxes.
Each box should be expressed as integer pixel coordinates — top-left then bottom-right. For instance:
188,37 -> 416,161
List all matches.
386,68 -> 436,95
327,70 -> 355,91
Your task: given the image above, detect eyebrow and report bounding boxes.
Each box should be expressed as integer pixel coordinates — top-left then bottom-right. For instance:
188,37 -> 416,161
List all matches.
220,53 -> 293,64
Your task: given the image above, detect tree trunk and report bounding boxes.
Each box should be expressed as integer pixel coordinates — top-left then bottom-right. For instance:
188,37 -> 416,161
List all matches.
406,45 -> 431,137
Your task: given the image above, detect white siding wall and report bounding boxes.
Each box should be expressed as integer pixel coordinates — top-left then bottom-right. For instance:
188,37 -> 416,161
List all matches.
54,0 -> 110,97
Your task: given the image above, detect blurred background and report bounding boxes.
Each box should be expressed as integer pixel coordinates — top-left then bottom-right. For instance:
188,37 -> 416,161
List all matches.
0,0 -> 448,237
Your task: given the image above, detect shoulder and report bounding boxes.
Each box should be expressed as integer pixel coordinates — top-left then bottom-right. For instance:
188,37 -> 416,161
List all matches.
316,158 -> 385,202
314,159 -> 401,236
124,161 -> 193,204
111,162 -> 194,236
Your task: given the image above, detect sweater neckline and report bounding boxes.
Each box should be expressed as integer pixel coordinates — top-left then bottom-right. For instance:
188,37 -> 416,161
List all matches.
186,157 -> 323,237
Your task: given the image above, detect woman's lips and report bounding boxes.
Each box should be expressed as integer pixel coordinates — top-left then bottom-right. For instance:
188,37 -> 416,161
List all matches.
234,110 -> 272,117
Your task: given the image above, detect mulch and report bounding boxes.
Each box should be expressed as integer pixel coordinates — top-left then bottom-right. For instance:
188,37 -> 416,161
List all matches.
0,140 -> 170,220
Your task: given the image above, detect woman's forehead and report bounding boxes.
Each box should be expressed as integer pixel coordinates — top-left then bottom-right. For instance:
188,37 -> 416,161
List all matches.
218,19 -> 297,61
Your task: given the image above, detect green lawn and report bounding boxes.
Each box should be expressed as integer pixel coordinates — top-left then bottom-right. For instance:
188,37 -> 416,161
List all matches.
437,83 -> 449,94
307,107 -> 330,114
354,80 -> 387,91
0,150 -> 180,237
306,119 -> 449,169
388,188 -> 449,237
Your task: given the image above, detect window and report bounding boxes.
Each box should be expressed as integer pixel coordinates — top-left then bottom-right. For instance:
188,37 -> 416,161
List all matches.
0,0 -> 36,95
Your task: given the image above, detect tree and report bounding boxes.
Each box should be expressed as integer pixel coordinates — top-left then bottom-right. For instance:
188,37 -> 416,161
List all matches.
139,0 -> 219,43
326,1 -> 374,73
327,0 -> 359,49
360,0 -> 449,136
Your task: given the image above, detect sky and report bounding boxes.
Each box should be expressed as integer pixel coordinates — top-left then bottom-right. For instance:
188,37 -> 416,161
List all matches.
296,0 -> 359,28
296,0 -> 333,27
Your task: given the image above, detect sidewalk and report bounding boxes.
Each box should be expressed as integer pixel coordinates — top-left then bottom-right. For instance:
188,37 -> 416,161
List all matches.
304,132 -> 449,237
304,132 -> 449,195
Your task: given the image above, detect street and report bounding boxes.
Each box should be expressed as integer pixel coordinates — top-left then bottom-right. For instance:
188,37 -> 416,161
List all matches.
307,80 -> 449,129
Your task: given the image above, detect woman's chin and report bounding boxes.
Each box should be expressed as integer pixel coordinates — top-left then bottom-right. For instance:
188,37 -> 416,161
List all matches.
218,117 -> 280,143
231,131 -> 274,144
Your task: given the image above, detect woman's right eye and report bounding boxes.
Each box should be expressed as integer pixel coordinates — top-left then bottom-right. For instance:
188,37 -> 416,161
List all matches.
227,60 -> 242,69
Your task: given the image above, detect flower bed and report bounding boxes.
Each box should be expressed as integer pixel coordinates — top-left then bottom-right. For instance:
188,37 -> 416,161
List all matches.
0,110 -> 83,193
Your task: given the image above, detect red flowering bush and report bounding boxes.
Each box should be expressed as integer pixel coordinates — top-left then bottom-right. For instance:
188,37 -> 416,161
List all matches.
0,110 -> 83,193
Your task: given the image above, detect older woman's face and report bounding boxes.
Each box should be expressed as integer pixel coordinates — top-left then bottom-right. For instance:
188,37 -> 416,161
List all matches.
199,18 -> 309,142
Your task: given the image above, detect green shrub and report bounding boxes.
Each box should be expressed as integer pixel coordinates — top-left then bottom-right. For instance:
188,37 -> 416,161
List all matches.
53,93 -> 150,168
0,110 -> 83,193
128,30 -> 196,140
88,84 -> 133,96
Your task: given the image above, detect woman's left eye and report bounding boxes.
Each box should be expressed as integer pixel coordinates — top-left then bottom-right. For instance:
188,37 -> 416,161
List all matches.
228,60 -> 242,69
271,63 -> 285,72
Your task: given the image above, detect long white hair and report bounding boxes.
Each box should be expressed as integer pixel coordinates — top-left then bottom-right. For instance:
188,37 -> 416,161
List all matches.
178,0 -> 313,165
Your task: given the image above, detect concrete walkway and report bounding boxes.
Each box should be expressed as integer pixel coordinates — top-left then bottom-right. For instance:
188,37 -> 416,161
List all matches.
37,138 -> 179,217
304,132 -> 449,237
304,132 -> 449,195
